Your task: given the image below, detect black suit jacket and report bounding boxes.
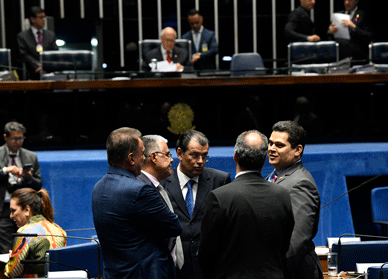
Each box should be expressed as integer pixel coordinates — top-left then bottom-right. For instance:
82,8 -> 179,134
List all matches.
198,172 -> 294,279
162,167 -> 231,279
0,144 -> 42,215
328,8 -> 372,60
17,28 -> 58,80
144,46 -> 192,71
268,161 -> 322,279
284,6 -> 316,43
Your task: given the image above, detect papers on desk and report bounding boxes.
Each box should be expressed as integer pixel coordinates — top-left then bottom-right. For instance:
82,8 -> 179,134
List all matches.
48,270 -> 88,278
0,253 -> 9,263
331,13 -> 351,40
149,61 -> 183,72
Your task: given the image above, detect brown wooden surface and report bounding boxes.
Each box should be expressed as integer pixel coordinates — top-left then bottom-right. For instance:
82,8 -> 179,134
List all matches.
0,73 -> 388,91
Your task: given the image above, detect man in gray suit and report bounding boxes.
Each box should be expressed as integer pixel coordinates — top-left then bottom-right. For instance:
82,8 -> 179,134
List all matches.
0,121 -> 42,254
161,130 -> 231,279
17,6 -> 58,80
137,134 -> 184,275
267,120 -> 323,279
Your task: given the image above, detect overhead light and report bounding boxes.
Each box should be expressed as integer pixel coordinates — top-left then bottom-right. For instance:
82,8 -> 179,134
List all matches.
91,38 -> 98,47
102,63 -> 107,69
222,56 -> 232,61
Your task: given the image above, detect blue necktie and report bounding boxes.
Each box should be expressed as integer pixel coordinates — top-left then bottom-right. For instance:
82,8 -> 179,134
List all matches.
185,180 -> 195,218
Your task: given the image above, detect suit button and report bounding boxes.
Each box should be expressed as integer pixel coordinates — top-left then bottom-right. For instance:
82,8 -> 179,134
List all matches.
191,239 -> 194,243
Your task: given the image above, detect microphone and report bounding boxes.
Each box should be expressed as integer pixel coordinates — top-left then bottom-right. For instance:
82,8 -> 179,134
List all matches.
321,174 -> 382,209
337,233 -> 388,272
379,262 -> 388,279
21,259 -> 90,279
12,233 -> 101,279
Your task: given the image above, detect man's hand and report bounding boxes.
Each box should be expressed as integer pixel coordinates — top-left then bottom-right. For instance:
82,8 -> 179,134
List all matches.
191,53 -> 202,64
5,166 -> 22,177
307,34 -> 321,42
176,63 -> 184,71
328,23 -> 338,35
342,19 -> 356,30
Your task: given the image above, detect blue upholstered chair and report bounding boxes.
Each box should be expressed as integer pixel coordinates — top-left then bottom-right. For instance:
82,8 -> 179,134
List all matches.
368,266 -> 388,279
138,39 -> 192,70
288,41 -> 339,74
0,48 -> 11,71
369,42 -> 388,73
371,186 -> 388,236
39,50 -> 94,80
45,241 -> 103,279
230,52 -> 266,76
332,240 -> 388,272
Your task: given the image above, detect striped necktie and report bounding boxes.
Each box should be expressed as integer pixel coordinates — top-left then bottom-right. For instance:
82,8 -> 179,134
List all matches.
185,180 -> 195,218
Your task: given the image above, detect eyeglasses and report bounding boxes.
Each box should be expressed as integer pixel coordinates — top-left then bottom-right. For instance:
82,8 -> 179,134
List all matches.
10,137 -> 25,142
155,151 -> 173,158
187,153 -> 209,162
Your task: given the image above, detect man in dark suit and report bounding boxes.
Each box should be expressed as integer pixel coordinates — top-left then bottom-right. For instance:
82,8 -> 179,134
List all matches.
267,121 -> 323,279
137,134 -> 184,273
144,27 -> 192,71
182,9 -> 219,70
0,121 -> 42,254
198,130 -> 294,279
327,0 -> 372,60
17,6 -> 58,80
162,130 -> 231,279
284,0 -> 321,43
92,127 -> 182,279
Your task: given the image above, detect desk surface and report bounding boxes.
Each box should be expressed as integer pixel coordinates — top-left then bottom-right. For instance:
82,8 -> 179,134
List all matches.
1,73 -> 388,91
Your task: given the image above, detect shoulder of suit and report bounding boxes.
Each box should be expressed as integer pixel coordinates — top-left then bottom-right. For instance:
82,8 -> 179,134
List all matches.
202,167 -> 230,179
19,147 -> 37,157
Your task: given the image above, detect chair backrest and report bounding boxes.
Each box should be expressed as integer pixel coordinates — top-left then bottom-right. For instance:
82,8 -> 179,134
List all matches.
46,241 -> 103,278
369,42 -> 388,73
288,41 -> 339,74
332,240 -> 388,272
371,186 -> 388,235
138,39 -> 191,70
0,48 -> 11,71
230,52 -> 266,76
40,50 -> 94,73
368,266 -> 388,279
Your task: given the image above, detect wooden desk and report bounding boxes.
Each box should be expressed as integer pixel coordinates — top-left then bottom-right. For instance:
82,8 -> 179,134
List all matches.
0,72 -> 388,91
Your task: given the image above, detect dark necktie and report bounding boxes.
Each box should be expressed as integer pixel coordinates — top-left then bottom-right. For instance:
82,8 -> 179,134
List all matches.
185,180 -> 195,218
37,30 -> 43,45
9,154 -> 16,166
167,51 -> 172,63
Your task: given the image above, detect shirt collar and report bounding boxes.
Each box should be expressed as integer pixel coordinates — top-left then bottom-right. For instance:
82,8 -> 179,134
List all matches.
177,163 -> 199,190
141,170 -> 159,187
6,146 -> 20,157
235,170 -> 259,179
192,26 -> 204,36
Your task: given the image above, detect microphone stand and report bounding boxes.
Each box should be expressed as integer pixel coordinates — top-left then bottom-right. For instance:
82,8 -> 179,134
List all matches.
13,233 -> 101,279
21,259 -> 90,279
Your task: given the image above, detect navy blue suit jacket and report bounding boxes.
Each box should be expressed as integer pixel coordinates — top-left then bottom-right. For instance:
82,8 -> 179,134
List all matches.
162,167 -> 231,279
284,6 -> 316,43
92,166 -> 183,279
182,28 -> 218,70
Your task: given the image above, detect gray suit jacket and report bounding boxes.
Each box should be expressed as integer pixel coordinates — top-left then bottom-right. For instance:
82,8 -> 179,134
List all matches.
0,144 -> 42,216
268,161 -> 322,279
17,28 -> 58,78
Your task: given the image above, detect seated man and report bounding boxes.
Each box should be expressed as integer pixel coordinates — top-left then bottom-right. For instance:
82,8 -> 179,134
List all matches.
144,27 -> 192,72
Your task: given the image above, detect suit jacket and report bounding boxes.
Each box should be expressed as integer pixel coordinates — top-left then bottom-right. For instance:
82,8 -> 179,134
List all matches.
17,28 -> 58,79
182,28 -> 219,70
328,8 -> 372,60
267,161 -> 322,279
198,172 -> 294,279
92,166 -> 183,279
284,6 -> 316,43
144,46 -> 192,71
162,167 -> 231,279
0,144 -> 42,216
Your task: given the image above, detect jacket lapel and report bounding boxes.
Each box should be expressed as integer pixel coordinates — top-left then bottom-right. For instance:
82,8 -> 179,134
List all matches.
192,171 -> 211,219
166,168 -> 191,218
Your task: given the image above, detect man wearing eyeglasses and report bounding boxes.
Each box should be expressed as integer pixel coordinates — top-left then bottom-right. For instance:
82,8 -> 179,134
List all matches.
0,121 -> 42,254
162,130 -> 231,279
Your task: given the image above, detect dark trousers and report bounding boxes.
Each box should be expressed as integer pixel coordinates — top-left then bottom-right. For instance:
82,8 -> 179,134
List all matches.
0,202 -> 17,254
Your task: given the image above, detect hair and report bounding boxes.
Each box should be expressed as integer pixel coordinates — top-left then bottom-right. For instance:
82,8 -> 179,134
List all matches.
4,121 -> 26,136
187,9 -> 201,17
272,120 -> 307,150
106,127 -> 142,167
141,135 -> 168,158
28,6 -> 45,18
11,188 -> 54,223
234,130 -> 268,171
176,130 -> 209,152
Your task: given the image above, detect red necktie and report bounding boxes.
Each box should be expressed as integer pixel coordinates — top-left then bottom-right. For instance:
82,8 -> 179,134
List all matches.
273,175 -> 278,182
37,30 -> 43,45
10,154 -> 16,166
167,51 -> 172,63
